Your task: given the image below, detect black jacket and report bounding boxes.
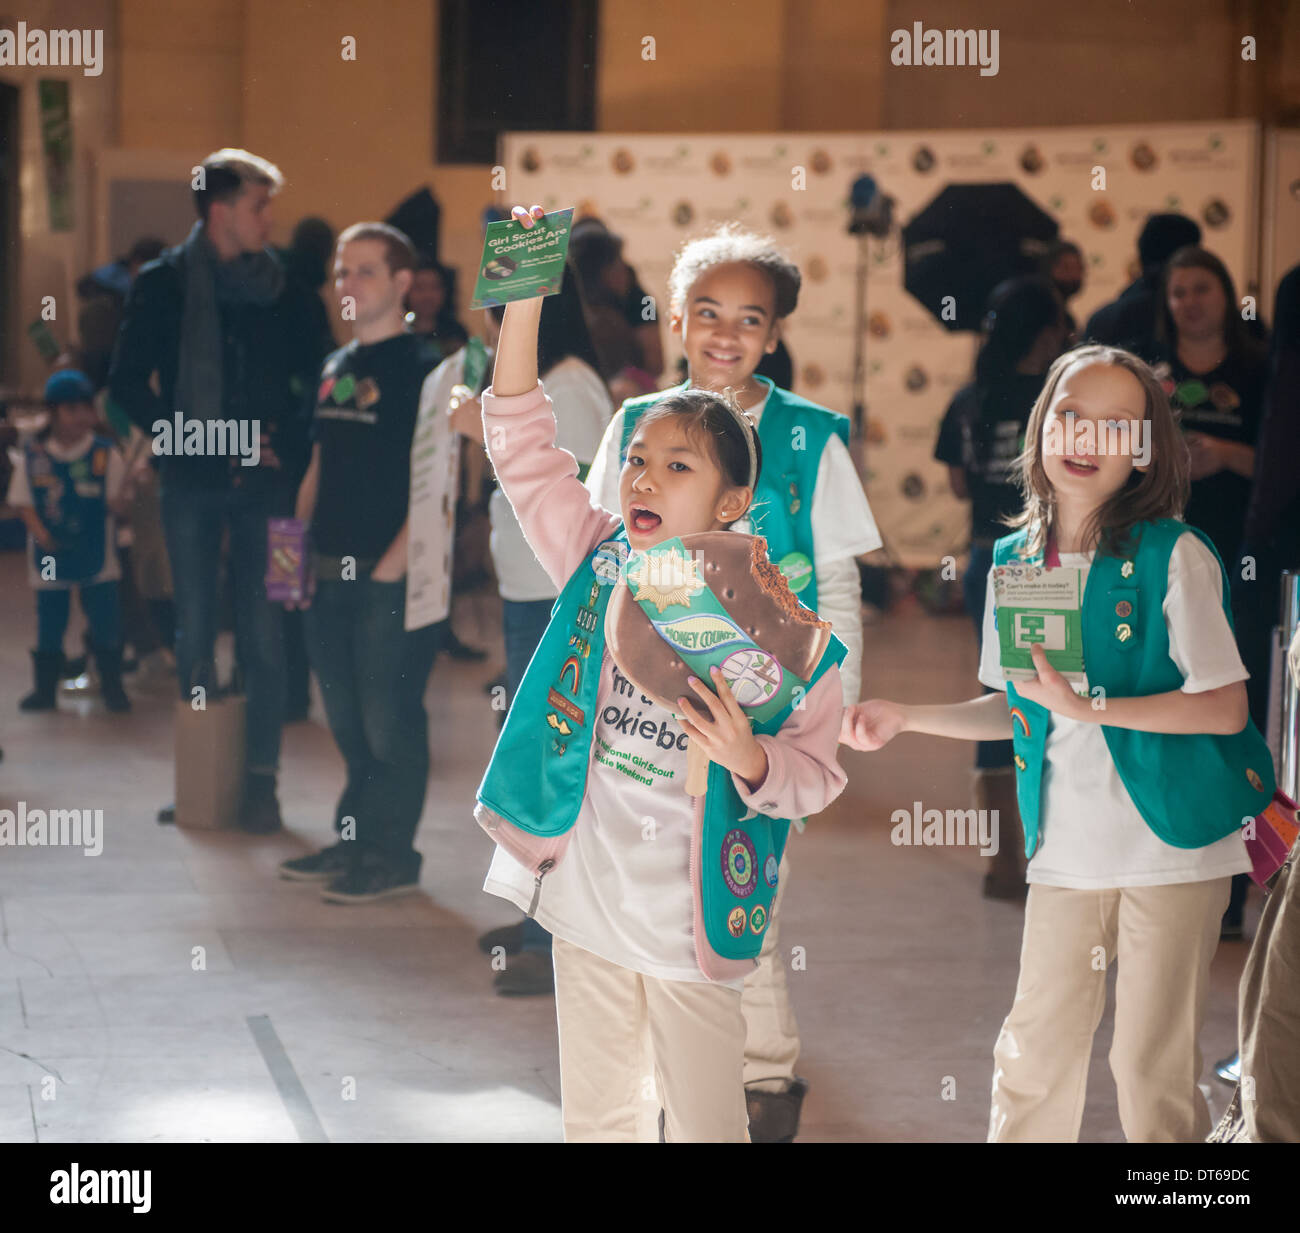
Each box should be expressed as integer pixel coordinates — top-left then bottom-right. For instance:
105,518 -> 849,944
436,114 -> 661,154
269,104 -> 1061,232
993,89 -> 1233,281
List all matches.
107,243 -> 333,488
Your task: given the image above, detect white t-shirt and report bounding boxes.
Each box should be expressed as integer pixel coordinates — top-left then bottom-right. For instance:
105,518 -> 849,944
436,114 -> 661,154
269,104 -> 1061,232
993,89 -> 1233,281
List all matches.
490,357 -> 614,602
484,649 -> 745,988
7,434 -> 124,590
977,532 -> 1253,888
585,392 -> 882,704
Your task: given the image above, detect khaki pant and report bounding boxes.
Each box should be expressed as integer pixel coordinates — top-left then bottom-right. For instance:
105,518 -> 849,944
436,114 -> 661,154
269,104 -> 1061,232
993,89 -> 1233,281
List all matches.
989,878 -> 1230,1142
742,853 -> 799,1091
552,935 -> 750,1142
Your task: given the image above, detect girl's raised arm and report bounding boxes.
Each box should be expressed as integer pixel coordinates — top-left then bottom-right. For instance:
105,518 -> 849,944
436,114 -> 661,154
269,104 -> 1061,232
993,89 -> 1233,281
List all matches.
481,206 -> 618,588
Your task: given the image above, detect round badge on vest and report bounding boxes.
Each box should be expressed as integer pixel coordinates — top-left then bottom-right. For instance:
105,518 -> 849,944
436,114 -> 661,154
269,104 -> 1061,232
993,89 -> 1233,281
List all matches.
777,550 -> 813,594
749,904 -> 768,934
722,828 -> 757,898
727,906 -> 747,937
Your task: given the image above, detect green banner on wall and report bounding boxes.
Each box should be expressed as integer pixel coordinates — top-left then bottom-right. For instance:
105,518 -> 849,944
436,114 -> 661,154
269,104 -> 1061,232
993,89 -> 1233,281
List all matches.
38,79 -> 73,232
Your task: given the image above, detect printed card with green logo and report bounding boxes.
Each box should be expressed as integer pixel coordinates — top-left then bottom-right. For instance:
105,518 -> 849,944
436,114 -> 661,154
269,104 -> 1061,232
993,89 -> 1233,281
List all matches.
469,208 -> 574,310
993,562 -> 1086,684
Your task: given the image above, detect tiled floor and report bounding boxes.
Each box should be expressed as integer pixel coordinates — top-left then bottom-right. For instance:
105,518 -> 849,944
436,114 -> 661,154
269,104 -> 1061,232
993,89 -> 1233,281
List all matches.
0,553 -> 1252,1141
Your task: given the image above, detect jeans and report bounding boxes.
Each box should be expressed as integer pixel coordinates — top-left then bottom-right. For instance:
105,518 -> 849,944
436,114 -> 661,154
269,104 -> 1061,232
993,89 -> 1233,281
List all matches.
36,581 -> 121,653
503,598 -> 556,706
305,576 -> 442,876
502,597 -> 557,952
964,542 -> 1014,771
160,480 -> 289,775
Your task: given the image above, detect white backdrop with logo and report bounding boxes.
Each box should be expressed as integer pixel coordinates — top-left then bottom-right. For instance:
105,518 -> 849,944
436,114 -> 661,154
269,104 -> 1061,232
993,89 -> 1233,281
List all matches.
502,121 -> 1260,567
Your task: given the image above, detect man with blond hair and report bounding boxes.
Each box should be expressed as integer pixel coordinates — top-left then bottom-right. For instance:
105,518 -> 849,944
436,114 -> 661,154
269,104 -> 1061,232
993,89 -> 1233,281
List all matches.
109,149 -> 332,832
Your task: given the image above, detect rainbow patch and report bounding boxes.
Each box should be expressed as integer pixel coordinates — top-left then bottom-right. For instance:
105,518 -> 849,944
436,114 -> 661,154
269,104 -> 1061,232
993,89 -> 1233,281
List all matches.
1009,707 -> 1030,738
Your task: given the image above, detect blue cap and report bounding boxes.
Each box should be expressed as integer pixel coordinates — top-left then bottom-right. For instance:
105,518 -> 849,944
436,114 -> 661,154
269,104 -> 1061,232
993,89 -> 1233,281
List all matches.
44,370 -> 95,405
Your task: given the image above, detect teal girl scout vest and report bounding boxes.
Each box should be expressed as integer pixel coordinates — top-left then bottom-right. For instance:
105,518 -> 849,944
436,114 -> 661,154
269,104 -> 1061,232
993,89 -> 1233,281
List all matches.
618,377 -> 850,613
995,518 -> 1275,857
476,525 -> 846,968
24,436 -> 112,582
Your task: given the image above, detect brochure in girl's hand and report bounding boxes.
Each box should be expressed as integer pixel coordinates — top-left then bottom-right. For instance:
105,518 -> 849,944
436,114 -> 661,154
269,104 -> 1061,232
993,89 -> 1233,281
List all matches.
993,562 -> 1086,684
469,208 -> 574,310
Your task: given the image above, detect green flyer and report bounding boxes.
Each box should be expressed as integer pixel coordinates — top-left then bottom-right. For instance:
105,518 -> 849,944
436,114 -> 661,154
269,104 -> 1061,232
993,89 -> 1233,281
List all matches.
993,562 -> 1086,686
469,208 -> 573,310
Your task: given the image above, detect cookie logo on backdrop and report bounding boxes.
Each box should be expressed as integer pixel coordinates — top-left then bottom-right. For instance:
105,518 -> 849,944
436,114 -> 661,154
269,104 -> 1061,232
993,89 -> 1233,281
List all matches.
1203,198 -> 1230,229
1130,142 -> 1158,172
1019,144 -> 1044,175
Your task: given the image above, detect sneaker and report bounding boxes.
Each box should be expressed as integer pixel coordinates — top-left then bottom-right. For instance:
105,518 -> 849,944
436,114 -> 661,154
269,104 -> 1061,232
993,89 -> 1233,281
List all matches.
477,920 -> 527,955
320,860 -> 419,904
493,948 -> 555,996
746,1076 -> 810,1143
280,842 -> 354,882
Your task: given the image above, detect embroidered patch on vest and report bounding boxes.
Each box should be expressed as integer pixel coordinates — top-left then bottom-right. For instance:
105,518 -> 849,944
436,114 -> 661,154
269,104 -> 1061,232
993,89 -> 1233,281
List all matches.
749,904 -> 768,934
1115,622 -> 1133,642
1009,707 -> 1030,738
727,906 -> 747,937
1247,768 -> 1264,792
764,853 -> 779,888
1115,600 -> 1132,618
1120,560 -> 1135,578
722,829 -> 757,898
1014,754 -> 1027,771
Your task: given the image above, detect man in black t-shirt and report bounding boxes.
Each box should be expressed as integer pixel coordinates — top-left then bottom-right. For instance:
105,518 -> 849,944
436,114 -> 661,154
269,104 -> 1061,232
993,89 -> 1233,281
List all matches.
280,223 -> 444,901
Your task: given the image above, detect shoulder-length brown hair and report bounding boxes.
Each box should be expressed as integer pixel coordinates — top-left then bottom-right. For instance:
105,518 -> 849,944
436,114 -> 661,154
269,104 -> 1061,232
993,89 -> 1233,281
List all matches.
1007,344 -> 1189,559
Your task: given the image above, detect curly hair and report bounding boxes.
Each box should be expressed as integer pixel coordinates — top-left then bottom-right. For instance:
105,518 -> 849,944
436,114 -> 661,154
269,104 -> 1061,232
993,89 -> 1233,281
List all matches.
667,223 -> 801,319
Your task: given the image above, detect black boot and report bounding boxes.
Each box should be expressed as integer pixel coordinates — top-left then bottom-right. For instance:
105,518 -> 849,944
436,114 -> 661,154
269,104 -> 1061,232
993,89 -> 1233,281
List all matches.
240,772 -> 283,835
91,644 -> 131,712
19,650 -> 63,711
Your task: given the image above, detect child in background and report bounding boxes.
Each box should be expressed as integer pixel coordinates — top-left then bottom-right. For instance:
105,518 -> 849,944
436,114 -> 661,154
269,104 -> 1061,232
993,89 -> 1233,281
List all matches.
586,223 -> 880,1139
476,205 -> 847,1141
9,370 -> 130,712
843,345 -> 1273,1142
452,268 -> 615,997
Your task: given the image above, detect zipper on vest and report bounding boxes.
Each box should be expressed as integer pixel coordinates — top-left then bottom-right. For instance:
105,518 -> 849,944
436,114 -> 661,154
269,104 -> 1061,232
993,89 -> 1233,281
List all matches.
527,859 -> 555,918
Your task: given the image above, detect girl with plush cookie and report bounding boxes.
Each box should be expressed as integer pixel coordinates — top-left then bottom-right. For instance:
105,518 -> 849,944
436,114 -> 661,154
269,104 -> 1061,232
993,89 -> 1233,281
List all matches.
842,345 -> 1274,1143
585,222 -> 880,1139
475,205 -> 848,1142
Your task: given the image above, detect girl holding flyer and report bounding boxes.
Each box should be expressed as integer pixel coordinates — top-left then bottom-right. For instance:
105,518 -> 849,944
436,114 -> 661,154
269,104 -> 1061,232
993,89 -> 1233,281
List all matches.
842,344 -> 1274,1142
475,206 -> 848,1142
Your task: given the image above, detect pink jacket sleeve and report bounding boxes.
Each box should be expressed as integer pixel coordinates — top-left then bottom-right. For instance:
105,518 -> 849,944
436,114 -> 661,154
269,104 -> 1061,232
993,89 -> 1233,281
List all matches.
482,380 -> 620,590
731,667 -> 848,820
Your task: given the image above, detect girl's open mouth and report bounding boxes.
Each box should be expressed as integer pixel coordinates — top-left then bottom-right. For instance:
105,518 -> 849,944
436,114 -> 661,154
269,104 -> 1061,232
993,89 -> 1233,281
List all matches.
1063,458 -> 1099,476
629,505 -> 662,533
704,349 -> 742,366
